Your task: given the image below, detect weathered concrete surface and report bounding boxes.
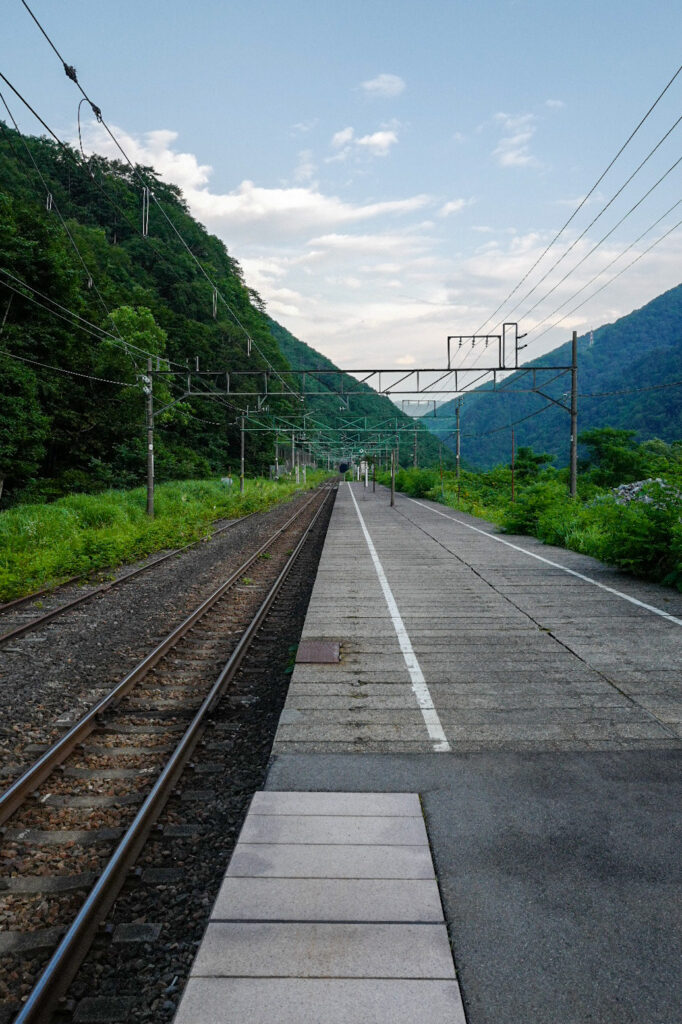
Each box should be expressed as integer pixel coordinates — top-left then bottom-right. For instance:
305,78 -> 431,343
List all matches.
264,484 -> 681,1023
273,484 -> 681,753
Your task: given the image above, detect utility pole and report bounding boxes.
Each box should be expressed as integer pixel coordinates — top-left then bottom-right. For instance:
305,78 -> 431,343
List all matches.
511,427 -> 515,503
390,449 -> 396,507
570,330 -> 578,499
275,437 -> 279,478
145,357 -> 154,518
291,431 -> 295,475
455,400 -> 461,485
240,414 -> 245,494
439,443 -> 444,498
372,460 -> 376,492
413,428 -> 417,468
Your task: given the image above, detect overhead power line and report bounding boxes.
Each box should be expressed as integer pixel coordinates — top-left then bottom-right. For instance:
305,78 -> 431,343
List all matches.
18,0 -> 301,406
0,347 -> 135,386
504,118 -> 682,327
474,62 -> 682,335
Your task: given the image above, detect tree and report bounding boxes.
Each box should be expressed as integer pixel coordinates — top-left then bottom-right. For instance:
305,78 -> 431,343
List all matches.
513,446 -> 554,481
578,427 -> 646,487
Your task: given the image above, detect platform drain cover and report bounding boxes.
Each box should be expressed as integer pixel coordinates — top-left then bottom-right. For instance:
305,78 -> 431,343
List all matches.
296,640 -> 340,664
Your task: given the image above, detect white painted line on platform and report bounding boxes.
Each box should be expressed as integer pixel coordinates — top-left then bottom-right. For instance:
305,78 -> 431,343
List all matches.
406,496 -> 682,628
348,485 -> 451,752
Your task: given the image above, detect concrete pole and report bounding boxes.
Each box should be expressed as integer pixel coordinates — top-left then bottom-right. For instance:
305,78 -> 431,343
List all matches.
455,401 -> 461,484
240,414 -> 245,494
146,357 -> 154,518
511,427 -> 515,503
390,449 -> 396,507
373,461 -> 376,492
291,431 -> 295,475
570,330 -> 578,499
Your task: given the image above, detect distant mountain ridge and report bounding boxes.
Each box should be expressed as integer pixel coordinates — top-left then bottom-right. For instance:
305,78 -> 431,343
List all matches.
426,283 -> 682,468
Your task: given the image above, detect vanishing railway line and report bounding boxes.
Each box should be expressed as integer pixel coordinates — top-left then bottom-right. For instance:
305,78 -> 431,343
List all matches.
0,484 -> 335,1023
0,512 -> 257,647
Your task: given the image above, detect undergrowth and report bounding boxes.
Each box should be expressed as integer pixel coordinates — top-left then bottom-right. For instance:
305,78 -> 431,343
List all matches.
0,472 -> 331,601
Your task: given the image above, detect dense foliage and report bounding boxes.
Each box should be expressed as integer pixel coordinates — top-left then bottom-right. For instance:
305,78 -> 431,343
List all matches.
379,429 -> 682,590
0,123 -> 430,503
0,471 -> 329,601
428,283 -> 682,468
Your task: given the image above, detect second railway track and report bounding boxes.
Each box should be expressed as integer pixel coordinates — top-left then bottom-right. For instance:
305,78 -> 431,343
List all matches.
0,484 -> 335,1023
0,511 -> 257,646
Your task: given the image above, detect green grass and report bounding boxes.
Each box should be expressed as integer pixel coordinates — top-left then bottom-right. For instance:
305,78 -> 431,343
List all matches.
0,471 -> 332,601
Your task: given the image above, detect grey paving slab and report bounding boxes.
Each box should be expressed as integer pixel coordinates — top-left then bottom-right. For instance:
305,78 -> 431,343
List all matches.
238,813 -> 428,845
174,978 -> 466,1024
211,877 -> 444,922
249,790 -> 420,816
226,842 -> 436,878
190,921 -> 455,978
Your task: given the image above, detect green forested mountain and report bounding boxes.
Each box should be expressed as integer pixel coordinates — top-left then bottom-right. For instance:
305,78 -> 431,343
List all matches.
0,123 -> 433,502
427,284 -> 682,469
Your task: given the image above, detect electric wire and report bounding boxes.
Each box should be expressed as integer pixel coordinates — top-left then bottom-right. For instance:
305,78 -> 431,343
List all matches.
530,211 -> 682,344
516,153 -> 682,326
500,116 -> 682,326
474,62 -> 682,335
17,1 -> 302,406
0,91 -> 133,357
0,347 -> 135,386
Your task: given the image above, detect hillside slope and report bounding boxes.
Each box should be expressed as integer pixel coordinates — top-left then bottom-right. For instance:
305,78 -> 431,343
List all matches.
0,123 -> 436,501
427,284 -> 682,468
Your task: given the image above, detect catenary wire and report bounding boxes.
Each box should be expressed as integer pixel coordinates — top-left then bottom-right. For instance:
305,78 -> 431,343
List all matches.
474,62 -> 682,335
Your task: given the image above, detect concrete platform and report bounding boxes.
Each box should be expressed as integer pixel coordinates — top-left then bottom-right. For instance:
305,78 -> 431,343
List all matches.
273,483 -> 682,754
175,483 -> 682,1024
174,791 -> 465,1024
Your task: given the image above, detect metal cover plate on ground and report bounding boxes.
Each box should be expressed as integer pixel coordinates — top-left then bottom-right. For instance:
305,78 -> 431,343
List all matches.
296,640 -> 340,664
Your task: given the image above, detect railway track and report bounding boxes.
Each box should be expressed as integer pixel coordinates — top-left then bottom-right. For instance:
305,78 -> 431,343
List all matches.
0,484 -> 335,1023
0,512 -> 256,647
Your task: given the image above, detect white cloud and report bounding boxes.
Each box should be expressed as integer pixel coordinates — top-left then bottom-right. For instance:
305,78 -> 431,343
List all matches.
355,130 -> 398,156
293,149 -> 316,184
492,112 -> 538,168
361,73 -> 405,98
331,126 -> 354,149
78,120 -> 682,372
439,198 -> 469,217
545,99 -> 565,109
395,354 -> 416,365
290,119 -> 318,136
328,125 -> 399,161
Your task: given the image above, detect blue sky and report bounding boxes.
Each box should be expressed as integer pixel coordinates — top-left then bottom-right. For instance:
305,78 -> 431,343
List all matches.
3,0 -> 681,375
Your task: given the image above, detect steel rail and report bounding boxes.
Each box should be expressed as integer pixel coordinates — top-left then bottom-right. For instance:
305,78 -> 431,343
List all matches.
0,513 -> 257,644
11,485 -> 334,1024
0,491 -> 321,825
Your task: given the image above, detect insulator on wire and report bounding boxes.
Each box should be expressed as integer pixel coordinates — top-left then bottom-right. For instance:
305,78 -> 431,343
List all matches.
46,193 -> 53,211
87,277 -> 93,289
247,336 -> 252,357
212,288 -> 218,318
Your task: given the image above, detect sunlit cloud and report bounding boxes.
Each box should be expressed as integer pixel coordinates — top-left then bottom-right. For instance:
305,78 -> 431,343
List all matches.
361,73 -> 406,98
492,112 -> 538,168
